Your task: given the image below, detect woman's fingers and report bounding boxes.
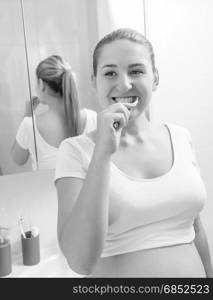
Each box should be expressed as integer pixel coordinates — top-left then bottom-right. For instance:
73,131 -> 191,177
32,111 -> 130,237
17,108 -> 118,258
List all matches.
98,99 -> 139,132
109,99 -> 138,129
32,96 -> 40,109
107,103 -> 129,124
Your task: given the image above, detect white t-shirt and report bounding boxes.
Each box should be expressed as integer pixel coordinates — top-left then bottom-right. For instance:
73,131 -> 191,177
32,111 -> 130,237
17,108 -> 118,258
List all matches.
54,124 -> 206,257
15,108 -> 97,171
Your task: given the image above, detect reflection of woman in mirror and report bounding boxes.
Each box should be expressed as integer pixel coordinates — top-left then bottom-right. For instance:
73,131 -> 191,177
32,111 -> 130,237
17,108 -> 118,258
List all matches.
11,55 -> 97,171
55,29 -> 213,278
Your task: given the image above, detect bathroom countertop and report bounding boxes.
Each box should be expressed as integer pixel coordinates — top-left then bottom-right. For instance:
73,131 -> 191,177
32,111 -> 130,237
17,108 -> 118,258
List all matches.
4,248 -> 83,278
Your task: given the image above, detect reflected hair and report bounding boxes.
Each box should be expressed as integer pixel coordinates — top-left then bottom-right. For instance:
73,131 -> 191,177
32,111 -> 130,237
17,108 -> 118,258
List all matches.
36,55 -> 80,137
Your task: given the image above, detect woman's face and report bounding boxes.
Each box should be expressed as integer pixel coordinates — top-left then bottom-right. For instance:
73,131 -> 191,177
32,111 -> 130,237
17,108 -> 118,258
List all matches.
93,39 -> 157,119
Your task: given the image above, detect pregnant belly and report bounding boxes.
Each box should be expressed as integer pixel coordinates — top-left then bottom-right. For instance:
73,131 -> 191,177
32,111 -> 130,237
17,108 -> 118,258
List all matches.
89,242 -> 206,277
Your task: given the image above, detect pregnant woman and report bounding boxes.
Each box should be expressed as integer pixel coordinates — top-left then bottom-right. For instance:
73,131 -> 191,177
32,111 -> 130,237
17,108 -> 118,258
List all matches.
55,28 -> 213,277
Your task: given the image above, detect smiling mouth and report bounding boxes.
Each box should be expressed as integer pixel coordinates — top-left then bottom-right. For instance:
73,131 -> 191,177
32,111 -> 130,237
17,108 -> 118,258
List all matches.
112,96 -> 139,103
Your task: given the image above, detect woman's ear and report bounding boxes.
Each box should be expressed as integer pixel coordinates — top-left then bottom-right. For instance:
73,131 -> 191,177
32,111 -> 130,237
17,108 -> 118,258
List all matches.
152,68 -> 159,91
91,74 -> 97,89
38,78 -> 45,92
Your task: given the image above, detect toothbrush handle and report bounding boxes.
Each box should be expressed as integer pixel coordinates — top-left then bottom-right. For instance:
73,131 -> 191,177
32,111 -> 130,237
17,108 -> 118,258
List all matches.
113,121 -> 120,130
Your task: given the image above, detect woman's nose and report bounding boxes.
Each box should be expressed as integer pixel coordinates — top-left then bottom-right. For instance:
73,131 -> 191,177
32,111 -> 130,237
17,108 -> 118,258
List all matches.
116,74 -> 133,91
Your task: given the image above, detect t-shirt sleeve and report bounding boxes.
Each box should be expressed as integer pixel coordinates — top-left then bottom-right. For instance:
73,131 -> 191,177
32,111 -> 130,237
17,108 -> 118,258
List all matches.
83,109 -> 97,133
15,117 -> 32,150
55,139 -> 87,182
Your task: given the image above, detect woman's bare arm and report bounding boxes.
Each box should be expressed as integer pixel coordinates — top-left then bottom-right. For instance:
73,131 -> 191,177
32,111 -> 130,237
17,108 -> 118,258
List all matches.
11,97 -> 39,165
56,150 -> 111,275
194,214 -> 213,278
11,140 -> 30,165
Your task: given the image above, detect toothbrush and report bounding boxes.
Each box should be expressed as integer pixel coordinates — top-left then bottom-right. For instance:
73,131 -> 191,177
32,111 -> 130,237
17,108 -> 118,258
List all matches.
0,228 -> 4,244
19,216 -> 26,239
113,98 -> 138,130
31,226 -> 39,237
0,226 -> 8,244
113,121 -> 119,129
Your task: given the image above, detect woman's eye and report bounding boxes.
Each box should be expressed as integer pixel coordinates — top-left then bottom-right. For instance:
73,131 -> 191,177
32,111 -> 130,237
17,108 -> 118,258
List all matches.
104,71 -> 116,78
130,70 -> 144,76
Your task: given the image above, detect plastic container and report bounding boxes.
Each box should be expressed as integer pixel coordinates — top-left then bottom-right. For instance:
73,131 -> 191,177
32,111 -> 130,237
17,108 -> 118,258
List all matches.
0,240 -> 12,277
21,231 -> 40,265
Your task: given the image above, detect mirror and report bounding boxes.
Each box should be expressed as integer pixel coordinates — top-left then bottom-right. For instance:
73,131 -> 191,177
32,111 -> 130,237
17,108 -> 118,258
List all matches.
0,0 -> 144,176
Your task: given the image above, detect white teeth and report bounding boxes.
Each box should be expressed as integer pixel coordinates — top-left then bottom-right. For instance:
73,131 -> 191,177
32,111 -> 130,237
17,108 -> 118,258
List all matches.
112,96 -> 139,103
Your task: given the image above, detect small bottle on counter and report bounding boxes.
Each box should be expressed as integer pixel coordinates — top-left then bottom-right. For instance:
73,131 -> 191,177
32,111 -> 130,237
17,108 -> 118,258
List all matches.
0,227 -> 12,277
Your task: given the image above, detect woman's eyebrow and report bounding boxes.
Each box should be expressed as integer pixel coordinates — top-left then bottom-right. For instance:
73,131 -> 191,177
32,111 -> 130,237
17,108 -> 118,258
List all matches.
100,63 -> 147,70
101,64 -> 118,70
129,63 -> 146,68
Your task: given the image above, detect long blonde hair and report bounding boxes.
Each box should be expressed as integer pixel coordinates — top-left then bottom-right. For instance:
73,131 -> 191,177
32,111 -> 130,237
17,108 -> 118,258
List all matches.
36,55 -> 80,136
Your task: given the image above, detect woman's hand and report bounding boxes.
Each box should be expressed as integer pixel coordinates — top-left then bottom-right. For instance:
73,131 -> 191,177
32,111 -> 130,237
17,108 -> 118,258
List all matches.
95,100 -> 138,157
24,96 -> 40,117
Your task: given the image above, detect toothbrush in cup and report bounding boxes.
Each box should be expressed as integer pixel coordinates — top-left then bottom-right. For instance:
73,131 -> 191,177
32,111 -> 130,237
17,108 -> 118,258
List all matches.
0,227 -> 5,244
0,226 -> 9,244
19,216 -> 26,239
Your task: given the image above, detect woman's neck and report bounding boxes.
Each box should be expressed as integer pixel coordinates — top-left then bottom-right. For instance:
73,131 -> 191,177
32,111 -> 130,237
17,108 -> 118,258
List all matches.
46,96 -> 65,117
121,114 -> 152,143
